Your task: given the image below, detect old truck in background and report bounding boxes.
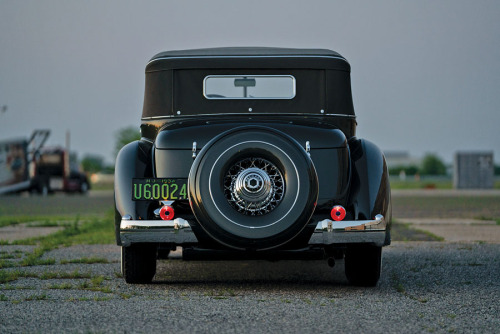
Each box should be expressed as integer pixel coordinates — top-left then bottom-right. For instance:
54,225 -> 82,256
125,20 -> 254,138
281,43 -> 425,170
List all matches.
0,130 -> 90,195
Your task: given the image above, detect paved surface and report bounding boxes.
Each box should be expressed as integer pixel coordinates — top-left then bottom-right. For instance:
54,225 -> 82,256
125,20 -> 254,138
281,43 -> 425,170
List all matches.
1,190 -> 499,332
0,223 -> 64,242
392,189 -> 500,197
399,218 -> 500,243
1,242 -> 499,333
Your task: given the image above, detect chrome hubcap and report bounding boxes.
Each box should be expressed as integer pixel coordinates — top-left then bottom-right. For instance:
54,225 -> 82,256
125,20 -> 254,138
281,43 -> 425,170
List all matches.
235,168 -> 271,203
224,158 -> 285,216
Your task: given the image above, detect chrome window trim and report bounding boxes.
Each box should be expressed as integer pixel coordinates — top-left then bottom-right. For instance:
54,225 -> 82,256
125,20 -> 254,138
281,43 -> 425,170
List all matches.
203,75 -> 296,100
142,113 -> 357,120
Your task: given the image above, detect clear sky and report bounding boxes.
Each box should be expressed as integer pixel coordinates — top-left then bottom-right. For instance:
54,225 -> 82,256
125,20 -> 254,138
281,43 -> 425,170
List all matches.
1,0 -> 499,164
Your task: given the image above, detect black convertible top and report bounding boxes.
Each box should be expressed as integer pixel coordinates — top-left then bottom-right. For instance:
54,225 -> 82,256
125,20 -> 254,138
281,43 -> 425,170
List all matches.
146,47 -> 350,72
150,47 -> 345,59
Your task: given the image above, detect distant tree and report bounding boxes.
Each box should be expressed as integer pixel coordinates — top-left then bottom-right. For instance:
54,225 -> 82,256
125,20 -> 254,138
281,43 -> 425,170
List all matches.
495,164 -> 500,176
81,154 -> 104,174
420,154 -> 447,175
114,126 -> 141,157
102,164 -> 115,174
389,165 -> 419,176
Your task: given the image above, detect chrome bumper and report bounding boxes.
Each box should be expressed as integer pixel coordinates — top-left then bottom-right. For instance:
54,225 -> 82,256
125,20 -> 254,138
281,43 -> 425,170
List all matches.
120,215 -> 387,247
309,214 -> 387,247
120,218 -> 198,247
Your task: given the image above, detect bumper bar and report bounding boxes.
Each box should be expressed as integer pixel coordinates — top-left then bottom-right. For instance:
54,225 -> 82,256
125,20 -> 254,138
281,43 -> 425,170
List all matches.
309,214 -> 387,247
120,214 -> 387,247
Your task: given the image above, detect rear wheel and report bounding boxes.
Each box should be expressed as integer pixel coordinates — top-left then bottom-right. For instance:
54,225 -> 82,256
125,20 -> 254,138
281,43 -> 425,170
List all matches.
80,181 -> 89,194
121,244 -> 157,284
39,183 -> 49,196
344,245 -> 382,286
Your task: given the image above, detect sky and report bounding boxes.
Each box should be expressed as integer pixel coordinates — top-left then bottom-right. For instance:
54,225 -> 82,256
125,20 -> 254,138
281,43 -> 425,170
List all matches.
1,0 -> 499,165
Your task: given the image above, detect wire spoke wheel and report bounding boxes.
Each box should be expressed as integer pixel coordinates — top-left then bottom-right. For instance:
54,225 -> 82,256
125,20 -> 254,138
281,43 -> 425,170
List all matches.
224,157 -> 284,216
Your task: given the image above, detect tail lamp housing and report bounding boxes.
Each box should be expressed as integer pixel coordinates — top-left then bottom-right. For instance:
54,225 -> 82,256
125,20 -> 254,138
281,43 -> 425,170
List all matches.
330,205 -> 346,221
159,205 -> 175,220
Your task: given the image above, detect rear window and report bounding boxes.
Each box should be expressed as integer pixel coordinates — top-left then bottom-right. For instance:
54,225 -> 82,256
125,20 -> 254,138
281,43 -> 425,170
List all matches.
204,75 -> 295,99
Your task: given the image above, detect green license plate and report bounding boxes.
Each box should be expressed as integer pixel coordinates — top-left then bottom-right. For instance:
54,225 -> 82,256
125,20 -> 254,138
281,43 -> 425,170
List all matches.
132,178 -> 188,201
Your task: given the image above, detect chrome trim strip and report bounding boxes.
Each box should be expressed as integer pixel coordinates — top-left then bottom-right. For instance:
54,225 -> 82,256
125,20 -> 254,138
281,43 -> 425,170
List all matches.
140,137 -> 154,144
203,75 -> 296,100
148,55 -> 348,66
142,113 -> 357,120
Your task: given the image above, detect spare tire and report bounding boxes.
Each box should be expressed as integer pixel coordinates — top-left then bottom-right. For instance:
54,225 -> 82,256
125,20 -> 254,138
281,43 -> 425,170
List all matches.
188,126 -> 318,250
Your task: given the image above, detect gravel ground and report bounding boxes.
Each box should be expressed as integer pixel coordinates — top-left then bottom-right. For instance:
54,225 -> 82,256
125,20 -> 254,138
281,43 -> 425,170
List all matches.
1,242 -> 499,333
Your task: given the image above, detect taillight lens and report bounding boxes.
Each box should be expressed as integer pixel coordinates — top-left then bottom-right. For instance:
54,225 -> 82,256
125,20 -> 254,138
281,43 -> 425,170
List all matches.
159,205 -> 175,220
331,205 -> 346,221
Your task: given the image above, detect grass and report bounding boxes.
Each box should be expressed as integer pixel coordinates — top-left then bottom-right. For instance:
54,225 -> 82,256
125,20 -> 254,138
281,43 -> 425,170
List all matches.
0,269 -> 95,284
78,275 -> 113,293
391,220 -> 444,242
0,215 -> 78,228
25,221 -> 69,228
390,179 -> 453,190
0,213 -> 115,278
9,213 -> 114,247
0,194 -> 112,218
119,293 -> 133,299
20,246 -> 56,267
0,260 -> 16,269
0,218 -> 109,282
0,252 -> 23,260
47,282 -> 74,290
24,293 -> 48,301
0,270 -> 31,284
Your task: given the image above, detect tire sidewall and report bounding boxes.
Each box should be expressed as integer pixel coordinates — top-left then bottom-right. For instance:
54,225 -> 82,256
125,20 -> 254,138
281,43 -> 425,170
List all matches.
189,127 -> 318,250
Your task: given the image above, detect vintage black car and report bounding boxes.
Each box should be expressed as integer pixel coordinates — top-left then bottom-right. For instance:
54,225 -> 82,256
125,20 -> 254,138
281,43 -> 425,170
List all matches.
115,47 -> 391,286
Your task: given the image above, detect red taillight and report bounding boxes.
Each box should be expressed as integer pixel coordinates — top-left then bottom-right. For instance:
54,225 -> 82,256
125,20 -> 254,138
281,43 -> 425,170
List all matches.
159,205 -> 175,220
331,205 -> 346,221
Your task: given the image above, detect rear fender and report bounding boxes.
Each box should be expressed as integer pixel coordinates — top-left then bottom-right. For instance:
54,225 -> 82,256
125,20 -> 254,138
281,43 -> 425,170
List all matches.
114,140 -> 153,245
348,138 -> 392,244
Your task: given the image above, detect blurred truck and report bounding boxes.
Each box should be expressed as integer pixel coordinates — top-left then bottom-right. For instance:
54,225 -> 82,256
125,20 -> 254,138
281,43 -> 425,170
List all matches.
0,130 -> 89,195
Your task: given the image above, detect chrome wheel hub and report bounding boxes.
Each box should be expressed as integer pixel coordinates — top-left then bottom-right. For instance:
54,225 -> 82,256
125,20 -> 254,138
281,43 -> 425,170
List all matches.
224,158 -> 285,216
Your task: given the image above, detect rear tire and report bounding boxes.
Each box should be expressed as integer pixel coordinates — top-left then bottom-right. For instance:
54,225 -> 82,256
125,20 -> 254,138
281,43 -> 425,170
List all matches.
80,181 -> 89,194
189,126 -> 318,250
345,245 -> 382,287
121,244 -> 157,284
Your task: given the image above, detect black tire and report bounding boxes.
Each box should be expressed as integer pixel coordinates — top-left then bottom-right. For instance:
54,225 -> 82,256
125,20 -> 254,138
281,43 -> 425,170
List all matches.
345,245 -> 382,287
37,181 -> 49,196
189,126 -> 318,250
121,244 -> 157,284
79,181 -> 89,194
